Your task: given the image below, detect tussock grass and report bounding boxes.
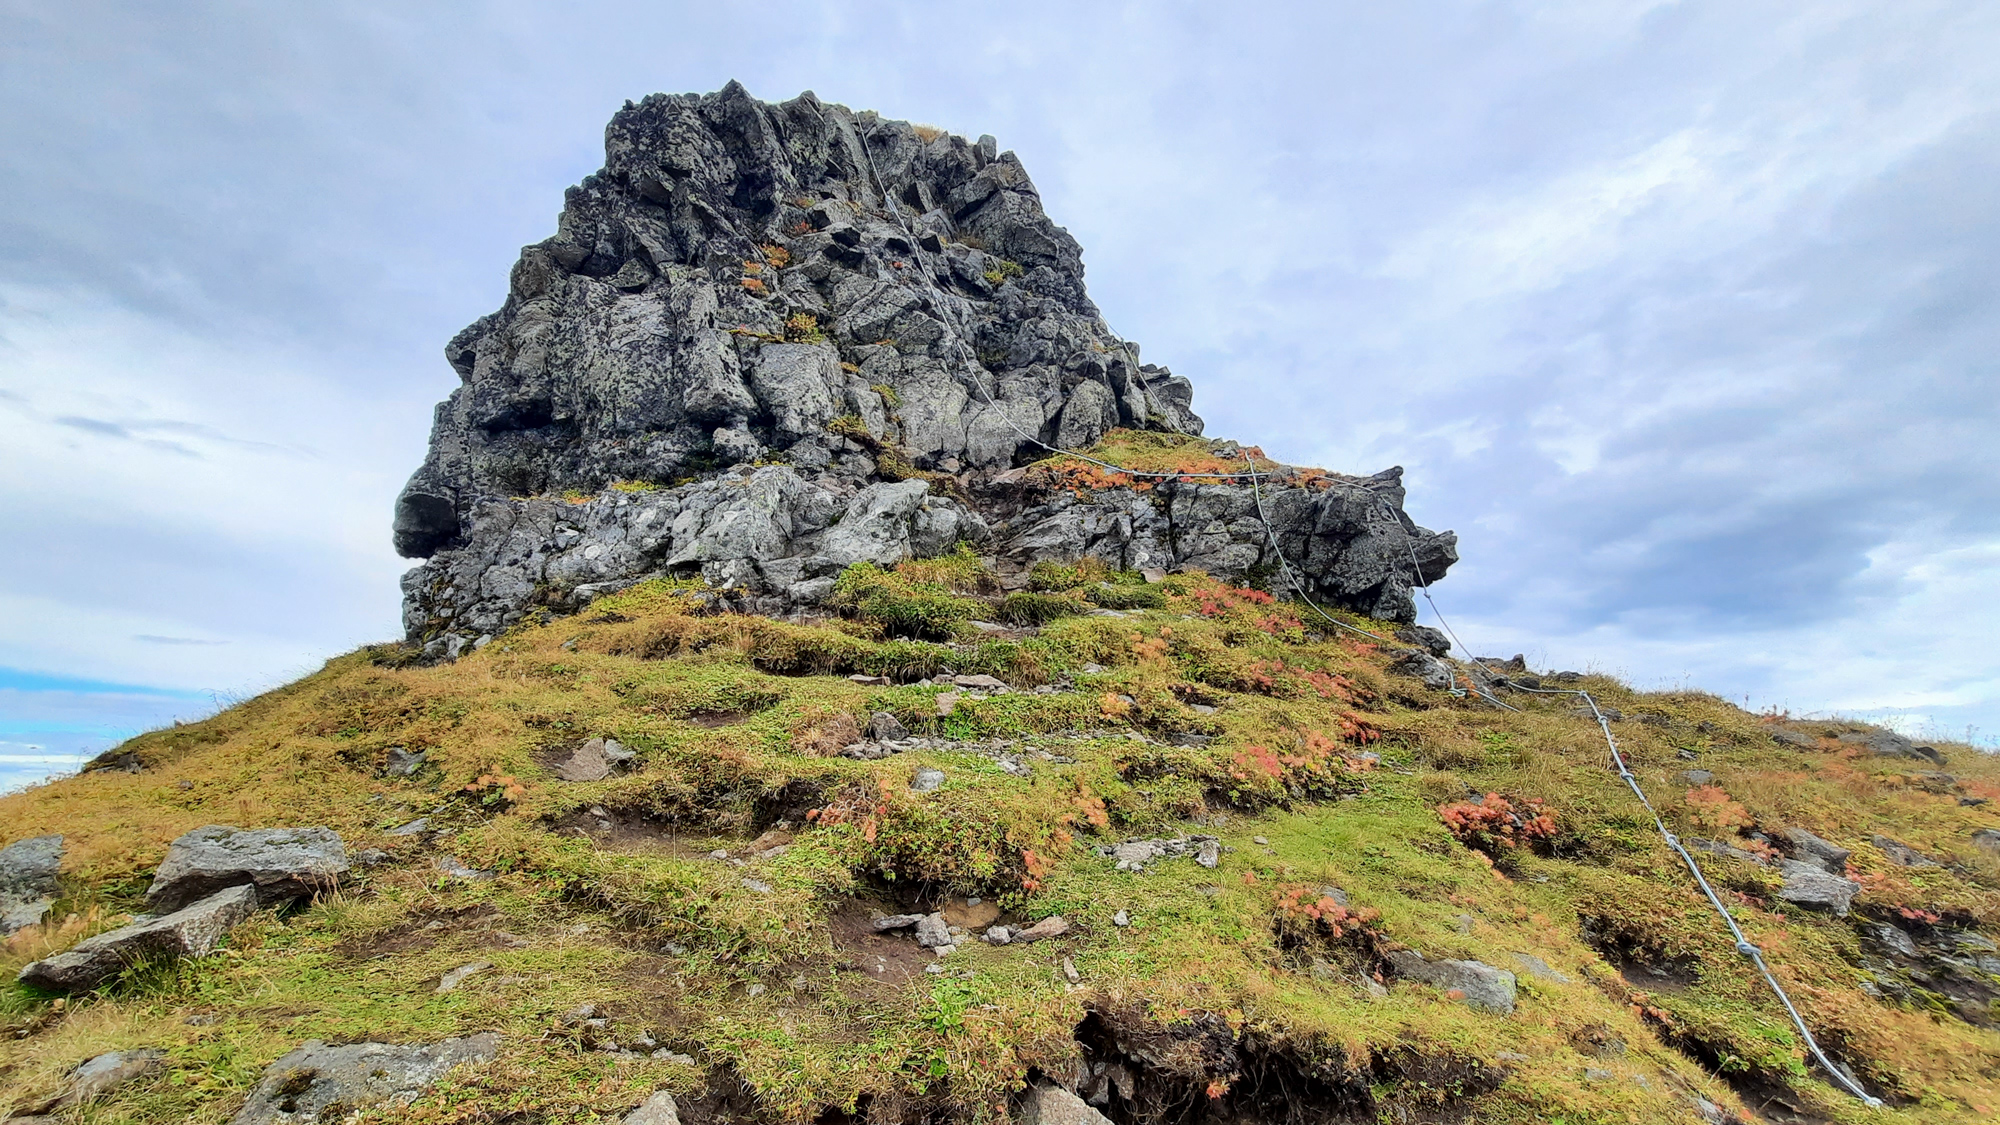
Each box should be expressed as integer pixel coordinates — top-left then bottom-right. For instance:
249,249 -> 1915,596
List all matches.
2,562 -> 1998,1123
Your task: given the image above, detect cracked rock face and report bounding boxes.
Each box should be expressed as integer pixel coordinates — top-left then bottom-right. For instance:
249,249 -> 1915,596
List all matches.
393,83 -> 1456,654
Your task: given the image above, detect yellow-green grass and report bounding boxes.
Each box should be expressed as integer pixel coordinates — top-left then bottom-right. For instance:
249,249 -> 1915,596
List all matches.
2,564 -> 1997,1124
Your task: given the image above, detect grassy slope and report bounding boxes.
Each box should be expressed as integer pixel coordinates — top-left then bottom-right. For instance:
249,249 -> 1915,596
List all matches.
2,559 -> 1997,1125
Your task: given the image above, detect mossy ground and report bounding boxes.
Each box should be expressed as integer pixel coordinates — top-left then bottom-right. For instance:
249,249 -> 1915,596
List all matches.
3,558 -> 1997,1124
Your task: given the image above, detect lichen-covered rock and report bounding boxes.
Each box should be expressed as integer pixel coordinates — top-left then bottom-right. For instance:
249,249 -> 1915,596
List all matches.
229,1033 -> 500,1124
1386,949 -> 1518,1014
0,833 -> 62,935
392,85 -> 1456,655
1775,859 -> 1861,916
147,826 -> 349,913
18,884 -> 258,993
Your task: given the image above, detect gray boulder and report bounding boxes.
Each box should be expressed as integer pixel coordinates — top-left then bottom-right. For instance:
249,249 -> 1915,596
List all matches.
1775,860 -> 1861,916
229,1033 -> 500,1124
1838,729 -> 1946,766
867,711 -> 908,741
390,85 -> 1457,656
0,833 -> 62,935
1385,949 -> 1517,1014
914,913 -> 952,948
1017,1085 -> 1113,1125
1389,650 -> 1457,691
19,884 -> 259,993
624,1091 -> 682,1125
1780,827 -> 1851,874
1871,835 -> 1941,868
61,1049 -> 166,1105
147,826 -> 349,913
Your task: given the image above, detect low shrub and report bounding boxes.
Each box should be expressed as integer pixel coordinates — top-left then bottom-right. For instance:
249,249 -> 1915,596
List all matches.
828,562 -> 978,641
995,591 -> 1089,626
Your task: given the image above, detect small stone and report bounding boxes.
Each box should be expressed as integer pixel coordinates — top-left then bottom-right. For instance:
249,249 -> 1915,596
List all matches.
435,856 -> 495,880
436,961 -> 492,993
935,691 -> 961,718
1195,839 -> 1221,868
1113,910 -> 1130,927
1509,953 -> 1571,984
1061,957 -> 1079,983
867,711 -> 908,740
1252,836 -> 1269,846
554,738 -> 613,782
741,878 -> 772,893
61,1048 -> 166,1105
388,818 -> 429,836
1872,835 -> 1940,868
1780,827 -> 1851,873
1679,769 -> 1714,787
1453,914 -> 1474,934
952,674 -> 1009,692
746,983 -> 766,997
871,913 -> 924,931
1018,1083 -> 1115,1125
983,925 -> 1013,944
912,768 -> 946,793
1385,949 -> 1517,1014
849,674 -> 891,686
1015,915 -> 1070,943
623,1091 -> 681,1125
1584,1067 -> 1614,1083
228,1034 -> 500,1124
652,1050 -> 696,1065
915,913 -> 952,948
384,747 -> 428,777
601,738 -> 636,766
147,825 -> 350,912
1776,860 -> 1861,916
1495,1051 -> 1529,1063
1080,663 -> 1105,674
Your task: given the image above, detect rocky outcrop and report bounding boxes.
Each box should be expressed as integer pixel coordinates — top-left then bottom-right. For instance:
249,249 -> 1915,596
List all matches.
393,84 -> 1456,655
229,1034 -> 500,1124
0,833 -> 62,935
18,884 -> 259,992
147,826 -> 349,913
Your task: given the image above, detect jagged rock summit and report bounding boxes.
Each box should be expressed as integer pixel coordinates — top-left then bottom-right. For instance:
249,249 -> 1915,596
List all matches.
395,83 -> 1456,655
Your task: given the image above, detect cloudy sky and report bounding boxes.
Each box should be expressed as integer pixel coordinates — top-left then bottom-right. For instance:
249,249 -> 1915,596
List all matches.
4,0 -> 1997,790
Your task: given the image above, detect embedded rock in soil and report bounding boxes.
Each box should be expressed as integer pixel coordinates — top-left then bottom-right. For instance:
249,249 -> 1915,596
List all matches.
59,1049 -> 166,1106
1017,1085 -> 1114,1125
1838,729 -> 1946,766
392,85 -> 1457,657
0,833 -> 62,935
229,1034 -> 500,1124
147,825 -> 349,913
1871,835 -> 1941,868
1779,827 -> 1850,874
623,1091 -> 682,1125
1389,650 -> 1456,691
1774,860 -> 1861,916
1385,950 -> 1517,1014
18,884 -> 259,993
1100,836 -> 1221,872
